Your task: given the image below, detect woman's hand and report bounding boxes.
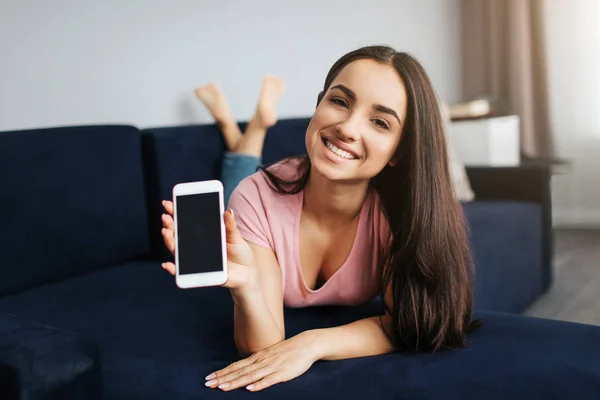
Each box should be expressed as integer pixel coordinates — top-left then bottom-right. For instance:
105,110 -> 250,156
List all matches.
204,331 -> 319,392
160,200 -> 258,290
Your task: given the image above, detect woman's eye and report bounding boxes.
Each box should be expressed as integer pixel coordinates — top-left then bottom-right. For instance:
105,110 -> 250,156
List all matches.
374,118 -> 390,130
330,97 -> 348,108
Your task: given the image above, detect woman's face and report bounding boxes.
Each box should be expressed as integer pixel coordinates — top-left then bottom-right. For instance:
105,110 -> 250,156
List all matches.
306,59 -> 407,183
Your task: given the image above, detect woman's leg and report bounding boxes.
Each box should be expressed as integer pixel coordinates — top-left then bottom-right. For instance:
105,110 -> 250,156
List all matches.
221,77 -> 285,204
195,77 -> 285,205
195,83 -> 251,204
234,76 -> 285,157
195,84 -> 242,151
219,152 -> 263,206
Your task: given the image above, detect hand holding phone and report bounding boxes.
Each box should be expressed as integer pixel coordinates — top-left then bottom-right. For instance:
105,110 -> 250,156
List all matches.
160,181 -> 257,289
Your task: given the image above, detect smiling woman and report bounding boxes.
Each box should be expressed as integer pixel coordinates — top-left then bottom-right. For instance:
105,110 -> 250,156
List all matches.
161,45 -> 480,392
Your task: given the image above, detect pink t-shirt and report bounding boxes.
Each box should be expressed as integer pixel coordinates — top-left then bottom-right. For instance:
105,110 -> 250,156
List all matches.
228,159 -> 390,308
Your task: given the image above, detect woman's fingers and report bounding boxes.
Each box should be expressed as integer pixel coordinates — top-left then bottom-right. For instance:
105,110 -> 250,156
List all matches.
161,262 -> 175,276
162,227 -> 175,254
246,373 -> 286,392
209,357 -> 254,380
211,362 -> 266,388
160,201 -> 175,255
161,213 -> 174,231
162,200 -> 174,216
217,367 -> 272,391
224,209 -> 245,245
160,200 -> 176,275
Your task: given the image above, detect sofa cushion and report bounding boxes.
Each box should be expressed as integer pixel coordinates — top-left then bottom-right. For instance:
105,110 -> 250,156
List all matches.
0,125 -> 150,296
0,310 -> 103,399
1,261 -> 599,399
464,201 -> 544,313
141,118 -> 309,260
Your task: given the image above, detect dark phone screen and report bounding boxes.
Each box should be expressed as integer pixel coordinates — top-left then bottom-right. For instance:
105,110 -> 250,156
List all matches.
176,192 -> 223,274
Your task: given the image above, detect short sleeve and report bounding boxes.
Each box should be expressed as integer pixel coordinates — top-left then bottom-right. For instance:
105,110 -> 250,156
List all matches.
227,174 -> 274,249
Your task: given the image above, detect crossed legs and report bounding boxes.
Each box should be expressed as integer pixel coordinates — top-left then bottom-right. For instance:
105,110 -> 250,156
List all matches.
194,77 -> 285,204
194,77 -> 285,157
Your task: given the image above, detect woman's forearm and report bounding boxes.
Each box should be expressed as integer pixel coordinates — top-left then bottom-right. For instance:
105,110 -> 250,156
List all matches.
231,285 -> 284,357
309,315 -> 395,361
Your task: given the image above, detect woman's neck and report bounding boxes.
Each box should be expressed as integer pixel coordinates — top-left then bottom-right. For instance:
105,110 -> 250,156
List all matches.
303,168 -> 369,225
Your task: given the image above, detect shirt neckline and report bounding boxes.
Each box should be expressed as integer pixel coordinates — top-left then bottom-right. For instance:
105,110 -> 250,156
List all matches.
293,190 -> 371,294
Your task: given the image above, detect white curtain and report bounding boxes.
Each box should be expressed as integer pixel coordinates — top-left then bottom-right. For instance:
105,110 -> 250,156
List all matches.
544,0 -> 600,226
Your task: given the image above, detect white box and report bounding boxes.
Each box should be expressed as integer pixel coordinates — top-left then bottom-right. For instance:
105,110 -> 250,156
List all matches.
447,115 -> 520,166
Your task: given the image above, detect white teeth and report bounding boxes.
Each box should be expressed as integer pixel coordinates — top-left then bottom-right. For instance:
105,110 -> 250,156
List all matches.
324,139 -> 357,160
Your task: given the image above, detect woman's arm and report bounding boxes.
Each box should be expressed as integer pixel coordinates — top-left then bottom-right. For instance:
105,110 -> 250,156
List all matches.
160,199 -> 284,357
308,279 -> 395,361
203,274 -> 396,392
204,314 -> 394,392
308,314 -> 394,361
231,243 -> 285,357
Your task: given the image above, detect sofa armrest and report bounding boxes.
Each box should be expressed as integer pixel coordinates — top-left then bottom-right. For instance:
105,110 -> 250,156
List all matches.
0,310 -> 103,399
465,163 -> 554,294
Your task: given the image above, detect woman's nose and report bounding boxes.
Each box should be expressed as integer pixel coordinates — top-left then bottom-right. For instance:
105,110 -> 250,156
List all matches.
335,116 -> 361,142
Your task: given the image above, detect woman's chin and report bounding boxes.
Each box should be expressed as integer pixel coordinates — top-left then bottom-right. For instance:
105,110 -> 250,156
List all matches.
310,157 -> 360,183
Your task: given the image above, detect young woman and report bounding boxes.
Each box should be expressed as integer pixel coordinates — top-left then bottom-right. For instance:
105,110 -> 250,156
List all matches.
160,45 -> 479,393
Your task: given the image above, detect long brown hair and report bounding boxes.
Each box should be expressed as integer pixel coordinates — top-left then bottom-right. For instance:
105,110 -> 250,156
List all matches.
260,45 -> 480,352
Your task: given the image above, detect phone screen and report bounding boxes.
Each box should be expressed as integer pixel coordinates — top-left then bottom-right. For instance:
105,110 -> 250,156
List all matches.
176,192 -> 223,274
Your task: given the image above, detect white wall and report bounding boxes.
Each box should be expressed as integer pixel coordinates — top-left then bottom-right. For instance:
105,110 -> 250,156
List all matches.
544,0 -> 600,227
0,0 -> 461,131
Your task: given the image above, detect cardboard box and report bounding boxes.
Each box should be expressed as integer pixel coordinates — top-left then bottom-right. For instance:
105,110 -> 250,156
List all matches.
448,115 -> 520,166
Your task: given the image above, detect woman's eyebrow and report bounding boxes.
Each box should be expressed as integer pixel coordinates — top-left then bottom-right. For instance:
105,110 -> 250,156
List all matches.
330,84 -> 402,126
330,84 -> 356,101
374,104 -> 402,126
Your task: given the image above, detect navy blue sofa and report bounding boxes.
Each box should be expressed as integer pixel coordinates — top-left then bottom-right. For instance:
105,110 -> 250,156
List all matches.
1,119 -> 599,399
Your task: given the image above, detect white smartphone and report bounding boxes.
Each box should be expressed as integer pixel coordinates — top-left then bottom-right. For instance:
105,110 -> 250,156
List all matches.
173,180 -> 228,288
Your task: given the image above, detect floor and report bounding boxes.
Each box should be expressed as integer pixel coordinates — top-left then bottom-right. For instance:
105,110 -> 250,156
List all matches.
524,229 -> 600,326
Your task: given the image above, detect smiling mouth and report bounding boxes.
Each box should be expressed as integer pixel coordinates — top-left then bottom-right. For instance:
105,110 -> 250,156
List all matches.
321,138 -> 359,160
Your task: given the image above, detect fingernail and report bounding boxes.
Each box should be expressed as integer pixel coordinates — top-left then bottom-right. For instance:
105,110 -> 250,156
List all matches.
229,209 -> 235,219
205,373 -> 215,380
218,383 -> 230,389
205,379 -> 217,387
246,385 -> 254,390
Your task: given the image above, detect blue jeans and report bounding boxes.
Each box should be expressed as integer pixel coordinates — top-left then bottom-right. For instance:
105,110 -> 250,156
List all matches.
221,151 -> 261,206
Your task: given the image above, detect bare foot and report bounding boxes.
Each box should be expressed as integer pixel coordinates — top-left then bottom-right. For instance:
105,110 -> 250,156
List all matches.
195,84 -> 242,150
194,83 -> 232,123
233,76 -> 285,157
256,76 -> 285,129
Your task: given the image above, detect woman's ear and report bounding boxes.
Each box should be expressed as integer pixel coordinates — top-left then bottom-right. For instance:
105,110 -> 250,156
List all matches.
388,158 -> 397,167
316,91 -> 324,108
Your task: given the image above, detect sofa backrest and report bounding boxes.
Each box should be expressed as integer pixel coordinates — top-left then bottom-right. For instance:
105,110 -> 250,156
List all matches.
0,125 -> 150,296
141,118 -> 309,260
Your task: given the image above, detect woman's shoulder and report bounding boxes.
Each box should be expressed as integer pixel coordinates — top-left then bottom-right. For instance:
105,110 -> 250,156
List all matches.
237,157 -> 306,192
263,156 -> 307,181
364,189 -> 391,243
228,157 -> 306,249
229,156 -> 306,205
